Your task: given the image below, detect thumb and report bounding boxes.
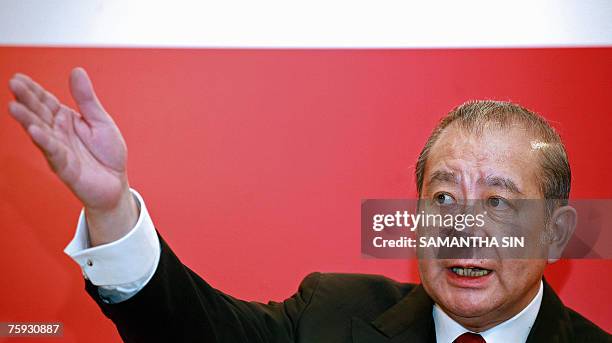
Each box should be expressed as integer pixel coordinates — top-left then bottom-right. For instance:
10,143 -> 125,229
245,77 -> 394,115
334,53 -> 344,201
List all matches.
69,67 -> 109,123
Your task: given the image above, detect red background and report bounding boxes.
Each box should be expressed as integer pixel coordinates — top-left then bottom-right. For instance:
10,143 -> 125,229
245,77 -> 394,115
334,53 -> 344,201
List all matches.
0,47 -> 610,341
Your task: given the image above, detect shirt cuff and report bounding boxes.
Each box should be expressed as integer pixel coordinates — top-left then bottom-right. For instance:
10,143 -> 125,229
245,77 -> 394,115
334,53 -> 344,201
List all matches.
64,188 -> 160,287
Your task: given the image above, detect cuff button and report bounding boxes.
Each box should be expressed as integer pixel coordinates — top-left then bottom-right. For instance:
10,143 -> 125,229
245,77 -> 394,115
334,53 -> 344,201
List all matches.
86,259 -> 93,267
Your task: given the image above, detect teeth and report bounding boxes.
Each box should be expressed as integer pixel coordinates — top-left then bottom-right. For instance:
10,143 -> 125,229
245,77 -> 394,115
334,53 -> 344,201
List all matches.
451,267 -> 490,277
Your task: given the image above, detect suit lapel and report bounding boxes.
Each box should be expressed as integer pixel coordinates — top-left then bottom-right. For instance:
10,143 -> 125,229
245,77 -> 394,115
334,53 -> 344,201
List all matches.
351,317 -> 392,343
352,284 -> 436,343
526,279 -> 574,343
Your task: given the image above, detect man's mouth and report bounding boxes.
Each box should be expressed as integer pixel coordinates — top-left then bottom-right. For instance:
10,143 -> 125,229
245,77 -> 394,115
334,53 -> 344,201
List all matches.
449,266 -> 492,277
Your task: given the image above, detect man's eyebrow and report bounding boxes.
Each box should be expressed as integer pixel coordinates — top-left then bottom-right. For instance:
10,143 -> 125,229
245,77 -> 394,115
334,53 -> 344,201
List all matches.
426,170 -> 459,187
480,176 -> 523,194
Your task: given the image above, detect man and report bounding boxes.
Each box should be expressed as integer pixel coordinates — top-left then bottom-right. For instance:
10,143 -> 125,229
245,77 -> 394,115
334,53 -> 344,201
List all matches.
7,68 -> 610,342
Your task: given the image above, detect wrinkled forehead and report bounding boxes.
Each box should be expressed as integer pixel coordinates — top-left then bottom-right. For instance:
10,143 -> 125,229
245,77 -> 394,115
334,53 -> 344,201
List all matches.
423,123 -> 543,195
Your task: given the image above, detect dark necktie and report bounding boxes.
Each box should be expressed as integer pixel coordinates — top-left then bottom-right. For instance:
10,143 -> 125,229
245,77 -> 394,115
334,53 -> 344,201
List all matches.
453,332 -> 486,343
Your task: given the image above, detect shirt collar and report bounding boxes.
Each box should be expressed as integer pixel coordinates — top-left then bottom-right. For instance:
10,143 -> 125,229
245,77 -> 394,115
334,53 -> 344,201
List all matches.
433,280 -> 544,343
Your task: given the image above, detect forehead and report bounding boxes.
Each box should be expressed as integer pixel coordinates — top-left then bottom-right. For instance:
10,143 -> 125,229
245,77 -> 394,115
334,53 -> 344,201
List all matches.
424,123 -> 542,195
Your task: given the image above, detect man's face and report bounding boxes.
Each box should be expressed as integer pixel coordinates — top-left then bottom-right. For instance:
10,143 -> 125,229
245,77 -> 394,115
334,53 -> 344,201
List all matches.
417,123 -> 547,331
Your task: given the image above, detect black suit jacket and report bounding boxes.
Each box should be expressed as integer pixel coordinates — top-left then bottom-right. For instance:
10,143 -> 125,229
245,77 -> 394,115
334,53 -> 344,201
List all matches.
86,236 -> 610,342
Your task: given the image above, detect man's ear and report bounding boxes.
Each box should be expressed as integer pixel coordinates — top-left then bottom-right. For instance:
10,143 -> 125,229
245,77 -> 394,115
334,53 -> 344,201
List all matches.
547,205 -> 577,264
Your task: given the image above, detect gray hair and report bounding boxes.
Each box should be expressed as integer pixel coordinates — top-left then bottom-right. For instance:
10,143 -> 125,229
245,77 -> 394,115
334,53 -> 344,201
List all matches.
415,100 -> 571,211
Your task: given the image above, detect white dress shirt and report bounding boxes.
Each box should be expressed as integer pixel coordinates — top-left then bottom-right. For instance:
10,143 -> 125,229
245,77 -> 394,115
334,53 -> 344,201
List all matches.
433,280 -> 544,343
64,189 -> 160,303
64,188 -> 544,341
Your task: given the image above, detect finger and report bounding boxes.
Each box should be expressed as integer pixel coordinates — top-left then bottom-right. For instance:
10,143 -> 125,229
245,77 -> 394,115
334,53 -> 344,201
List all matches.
14,73 -> 61,114
9,77 -> 54,124
53,106 -> 75,138
52,106 -> 83,150
69,67 -> 109,124
28,124 -> 61,155
8,101 -> 49,131
28,125 -> 68,173
9,77 -> 54,125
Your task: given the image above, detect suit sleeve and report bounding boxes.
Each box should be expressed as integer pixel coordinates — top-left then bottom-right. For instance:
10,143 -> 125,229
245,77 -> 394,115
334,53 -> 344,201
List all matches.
84,234 -> 321,343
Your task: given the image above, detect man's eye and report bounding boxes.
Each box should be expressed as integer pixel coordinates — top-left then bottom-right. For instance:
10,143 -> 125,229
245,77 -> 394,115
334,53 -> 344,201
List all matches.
434,192 -> 455,206
487,196 -> 510,209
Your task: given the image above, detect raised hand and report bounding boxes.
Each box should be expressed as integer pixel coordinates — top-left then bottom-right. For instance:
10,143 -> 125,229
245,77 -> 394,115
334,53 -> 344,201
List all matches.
8,68 -> 138,245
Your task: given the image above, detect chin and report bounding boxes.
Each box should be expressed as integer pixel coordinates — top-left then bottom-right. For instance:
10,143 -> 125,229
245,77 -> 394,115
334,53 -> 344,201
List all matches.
426,279 -> 501,319
440,291 -> 498,318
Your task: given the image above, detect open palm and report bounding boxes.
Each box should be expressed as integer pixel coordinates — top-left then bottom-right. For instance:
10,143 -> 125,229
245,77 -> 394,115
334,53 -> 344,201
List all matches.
8,68 -> 128,211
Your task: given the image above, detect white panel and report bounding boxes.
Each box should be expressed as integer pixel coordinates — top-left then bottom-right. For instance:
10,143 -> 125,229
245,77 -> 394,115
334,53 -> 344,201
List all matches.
0,0 -> 610,47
